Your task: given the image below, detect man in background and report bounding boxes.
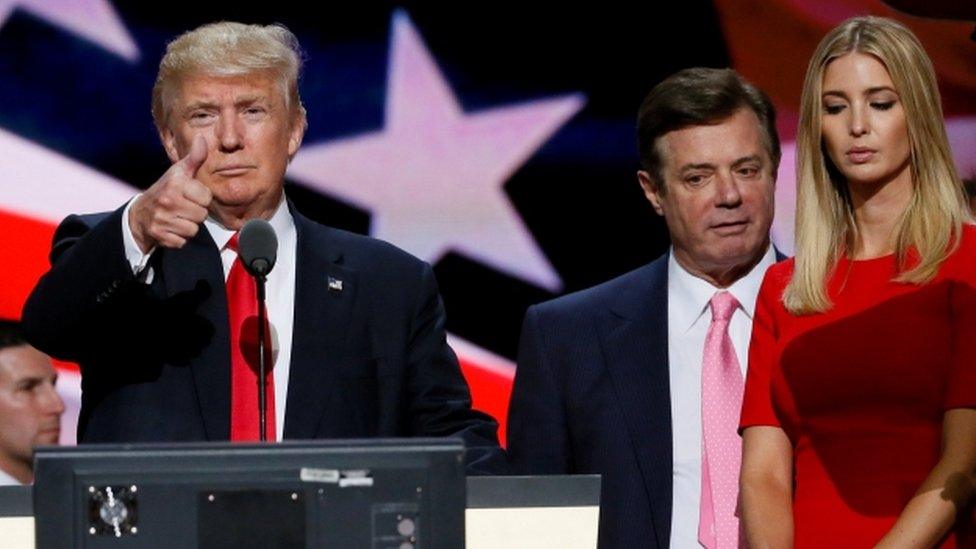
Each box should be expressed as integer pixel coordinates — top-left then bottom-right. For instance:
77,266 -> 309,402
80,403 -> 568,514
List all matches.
507,68 -> 782,547
0,320 -> 63,485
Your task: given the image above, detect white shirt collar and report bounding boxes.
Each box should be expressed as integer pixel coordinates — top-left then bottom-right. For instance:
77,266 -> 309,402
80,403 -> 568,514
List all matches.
0,467 -> 24,486
204,196 -> 294,251
667,244 -> 776,334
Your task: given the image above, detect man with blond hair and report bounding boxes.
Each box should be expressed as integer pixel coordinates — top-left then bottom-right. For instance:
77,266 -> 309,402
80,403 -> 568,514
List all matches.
23,22 -> 504,473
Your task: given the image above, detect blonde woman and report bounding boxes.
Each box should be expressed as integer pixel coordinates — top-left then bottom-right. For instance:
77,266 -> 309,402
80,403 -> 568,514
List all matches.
739,16 -> 976,548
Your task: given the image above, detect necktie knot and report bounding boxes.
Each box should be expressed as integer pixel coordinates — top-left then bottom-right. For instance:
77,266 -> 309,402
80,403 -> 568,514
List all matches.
227,232 -> 240,253
709,291 -> 739,323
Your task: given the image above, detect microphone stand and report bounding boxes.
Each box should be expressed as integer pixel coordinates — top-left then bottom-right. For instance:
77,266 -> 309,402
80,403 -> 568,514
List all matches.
256,274 -> 269,442
238,218 -> 278,443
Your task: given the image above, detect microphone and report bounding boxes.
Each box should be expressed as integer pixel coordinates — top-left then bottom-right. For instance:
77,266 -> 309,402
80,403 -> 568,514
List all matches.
238,219 -> 278,278
237,218 -> 277,442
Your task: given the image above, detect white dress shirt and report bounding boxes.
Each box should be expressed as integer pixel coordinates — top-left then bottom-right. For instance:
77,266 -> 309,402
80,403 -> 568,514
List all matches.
666,245 -> 776,548
121,197 -> 297,440
0,467 -> 22,486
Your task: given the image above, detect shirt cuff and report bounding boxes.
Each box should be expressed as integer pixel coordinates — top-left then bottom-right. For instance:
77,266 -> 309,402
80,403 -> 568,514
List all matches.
121,195 -> 155,278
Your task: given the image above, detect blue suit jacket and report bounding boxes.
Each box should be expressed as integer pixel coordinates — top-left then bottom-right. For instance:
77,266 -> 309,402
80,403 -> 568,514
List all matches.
22,201 -> 505,473
507,250 -> 784,547
507,254 -> 673,547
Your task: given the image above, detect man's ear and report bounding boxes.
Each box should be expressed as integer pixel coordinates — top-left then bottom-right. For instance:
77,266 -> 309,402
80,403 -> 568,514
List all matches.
638,170 -> 666,216
287,113 -> 306,159
160,127 -> 181,164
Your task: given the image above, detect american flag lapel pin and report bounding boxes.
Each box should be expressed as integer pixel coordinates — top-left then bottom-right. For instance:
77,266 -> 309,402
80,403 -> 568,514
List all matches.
328,276 -> 344,292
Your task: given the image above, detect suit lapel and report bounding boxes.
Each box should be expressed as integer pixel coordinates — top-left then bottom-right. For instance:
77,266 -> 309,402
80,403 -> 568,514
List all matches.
158,227 -> 230,440
283,211 -> 358,439
598,255 -> 673,549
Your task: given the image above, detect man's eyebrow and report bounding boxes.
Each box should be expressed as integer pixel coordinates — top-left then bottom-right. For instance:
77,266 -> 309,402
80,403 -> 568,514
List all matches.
180,95 -> 268,114
678,163 -> 716,173
181,100 -> 218,113
731,154 -> 763,167
15,375 -> 44,387
234,94 -> 267,106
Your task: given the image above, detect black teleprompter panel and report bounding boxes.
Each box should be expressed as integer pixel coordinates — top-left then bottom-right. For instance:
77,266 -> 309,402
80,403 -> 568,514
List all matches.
0,486 -> 32,517
197,489 -> 306,548
32,439 -> 465,549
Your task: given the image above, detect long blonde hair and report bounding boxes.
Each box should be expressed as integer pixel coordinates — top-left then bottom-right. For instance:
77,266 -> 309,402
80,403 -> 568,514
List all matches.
784,16 -> 967,314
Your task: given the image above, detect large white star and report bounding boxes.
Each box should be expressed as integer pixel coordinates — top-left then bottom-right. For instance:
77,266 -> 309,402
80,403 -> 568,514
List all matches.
0,127 -> 135,222
0,0 -> 139,61
288,11 -> 584,291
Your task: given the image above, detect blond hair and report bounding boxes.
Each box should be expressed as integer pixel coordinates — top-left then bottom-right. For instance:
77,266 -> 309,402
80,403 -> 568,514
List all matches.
151,21 -> 306,131
785,16 -> 967,314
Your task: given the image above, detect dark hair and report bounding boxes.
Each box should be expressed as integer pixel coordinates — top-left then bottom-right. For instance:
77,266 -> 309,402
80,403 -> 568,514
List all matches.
0,319 -> 26,350
636,67 -> 780,190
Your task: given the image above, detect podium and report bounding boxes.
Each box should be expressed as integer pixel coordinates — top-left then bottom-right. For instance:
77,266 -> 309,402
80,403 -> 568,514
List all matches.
0,485 -> 32,548
32,440 -> 464,548
466,475 -> 600,548
1,440 -> 600,548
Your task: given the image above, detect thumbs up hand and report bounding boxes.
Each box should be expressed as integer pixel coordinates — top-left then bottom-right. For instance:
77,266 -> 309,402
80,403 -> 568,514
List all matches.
129,135 -> 213,252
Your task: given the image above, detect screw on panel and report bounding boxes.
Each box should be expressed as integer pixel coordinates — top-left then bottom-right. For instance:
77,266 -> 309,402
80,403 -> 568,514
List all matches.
207,494 -> 215,502
130,485 -> 137,493
88,527 -> 96,535
291,493 -> 298,501
88,486 -> 96,493
131,527 -> 138,535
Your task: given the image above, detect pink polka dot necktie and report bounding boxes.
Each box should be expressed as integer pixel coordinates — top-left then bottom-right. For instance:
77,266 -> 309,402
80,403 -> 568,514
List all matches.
698,291 -> 744,549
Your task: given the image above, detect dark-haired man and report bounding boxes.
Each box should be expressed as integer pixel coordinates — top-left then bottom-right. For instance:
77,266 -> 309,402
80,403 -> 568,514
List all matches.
507,68 -> 782,548
0,321 -> 64,486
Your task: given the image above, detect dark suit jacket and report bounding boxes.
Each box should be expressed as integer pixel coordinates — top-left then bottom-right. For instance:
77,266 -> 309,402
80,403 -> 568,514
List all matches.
507,255 -> 673,547
22,201 -> 505,473
507,250 -> 783,547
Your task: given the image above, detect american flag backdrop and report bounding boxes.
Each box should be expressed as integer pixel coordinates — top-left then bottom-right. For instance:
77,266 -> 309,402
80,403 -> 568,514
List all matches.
0,0 -> 973,445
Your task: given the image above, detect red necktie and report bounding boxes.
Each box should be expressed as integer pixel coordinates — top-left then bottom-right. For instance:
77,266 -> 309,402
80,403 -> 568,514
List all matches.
699,291 -> 744,548
226,233 -> 276,441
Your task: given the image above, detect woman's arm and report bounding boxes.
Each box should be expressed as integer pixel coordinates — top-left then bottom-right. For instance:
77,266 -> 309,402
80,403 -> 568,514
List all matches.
875,408 -> 976,548
741,425 -> 795,549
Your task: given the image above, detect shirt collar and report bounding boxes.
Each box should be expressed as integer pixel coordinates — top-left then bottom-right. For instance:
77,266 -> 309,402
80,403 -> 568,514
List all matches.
667,243 -> 777,333
0,467 -> 24,486
204,195 -> 294,252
